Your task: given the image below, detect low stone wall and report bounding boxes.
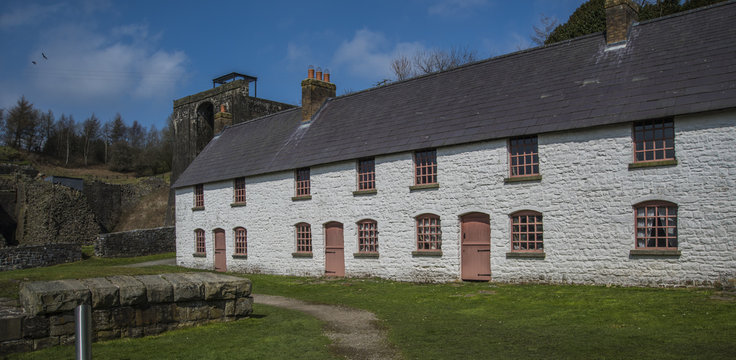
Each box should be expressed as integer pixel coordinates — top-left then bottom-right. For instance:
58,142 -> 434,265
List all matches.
0,273 -> 252,354
0,244 -> 81,271
95,227 -> 175,258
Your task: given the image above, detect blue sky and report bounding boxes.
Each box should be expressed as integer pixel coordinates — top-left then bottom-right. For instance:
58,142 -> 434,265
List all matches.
0,0 -> 585,130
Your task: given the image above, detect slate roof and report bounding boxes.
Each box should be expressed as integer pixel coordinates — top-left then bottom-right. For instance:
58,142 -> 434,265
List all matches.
174,2 -> 736,188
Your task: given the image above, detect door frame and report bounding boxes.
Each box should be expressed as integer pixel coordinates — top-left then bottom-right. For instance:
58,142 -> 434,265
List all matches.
459,212 -> 491,281
213,228 -> 227,272
324,221 -> 345,277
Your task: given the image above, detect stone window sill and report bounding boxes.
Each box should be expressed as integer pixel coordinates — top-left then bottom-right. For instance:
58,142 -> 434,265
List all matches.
231,254 -> 247,259
230,202 -> 246,208
191,206 -> 205,211
292,252 -> 313,258
629,249 -> 681,257
192,253 -> 206,258
628,159 -> 678,170
292,195 -> 312,201
353,252 -> 379,258
506,251 -> 546,259
353,189 -> 377,196
504,175 -> 542,183
412,250 -> 442,257
409,183 -> 439,191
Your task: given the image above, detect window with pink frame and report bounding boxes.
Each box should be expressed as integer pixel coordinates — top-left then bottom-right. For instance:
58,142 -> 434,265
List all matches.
635,201 -> 677,249
357,158 -> 376,190
509,136 -> 539,177
416,214 -> 441,251
234,227 -> 247,255
194,184 -> 204,207
234,177 -> 246,204
633,118 -> 675,162
295,168 -> 310,197
295,223 -> 312,253
414,150 -> 437,185
510,211 -> 543,251
357,219 -> 378,253
194,229 -> 206,254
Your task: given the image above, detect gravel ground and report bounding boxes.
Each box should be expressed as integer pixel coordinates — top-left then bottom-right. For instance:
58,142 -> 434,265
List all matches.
253,294 -> 401,360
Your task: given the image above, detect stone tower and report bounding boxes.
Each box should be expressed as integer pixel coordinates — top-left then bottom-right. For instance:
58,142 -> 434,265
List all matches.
166,73 -> 294,225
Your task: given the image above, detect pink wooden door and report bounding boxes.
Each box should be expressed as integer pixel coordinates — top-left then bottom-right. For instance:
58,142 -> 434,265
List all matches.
214,229 -> 227,272
324,222 -> 345,277
461,213 -> 491,281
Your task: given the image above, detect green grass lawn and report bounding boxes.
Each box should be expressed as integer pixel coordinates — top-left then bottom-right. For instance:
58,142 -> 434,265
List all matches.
7,304 -> 339,360
2,254 -> 734,359
243,275 -> 736,360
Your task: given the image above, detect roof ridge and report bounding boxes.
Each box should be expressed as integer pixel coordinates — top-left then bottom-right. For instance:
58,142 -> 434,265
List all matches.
330,33 -> 603,102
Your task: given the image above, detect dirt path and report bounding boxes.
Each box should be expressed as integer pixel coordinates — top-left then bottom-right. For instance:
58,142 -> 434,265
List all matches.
252,294 -> 401,360
120,258 -> 177,267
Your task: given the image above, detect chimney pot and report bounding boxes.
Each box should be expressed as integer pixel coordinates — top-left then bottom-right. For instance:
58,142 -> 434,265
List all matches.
308,65 -> 315,79
605,0 -> 639,45
324,70 -> 330,83
220,104 -> 226,113
316,67 -> 323,81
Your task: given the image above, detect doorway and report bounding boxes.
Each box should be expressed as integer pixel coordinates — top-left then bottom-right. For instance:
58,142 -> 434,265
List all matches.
214,228 -> 227,272
324,222 -> 345,277
460,213 -> 491,281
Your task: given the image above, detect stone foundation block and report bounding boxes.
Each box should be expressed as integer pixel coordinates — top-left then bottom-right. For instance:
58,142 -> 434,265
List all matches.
110,306 -> 135,328
0,339 -> 33,353
0,315 -> 22,341
161,274 -> 204,302
188,273 -> 251,300
92,309 -> 112,330
234,297 -> 253,317
107,276 -> 147,306
22,315 -> 49,338
95,329 -> 121,341
20,279 -> 91,316
81,277 -> 120,308
137,275 -> 174,304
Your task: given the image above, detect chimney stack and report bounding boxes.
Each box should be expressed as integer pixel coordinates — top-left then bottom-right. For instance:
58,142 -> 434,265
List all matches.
213,103 -> 232,134
605,0 -> 639,45
301,66 -> 336,122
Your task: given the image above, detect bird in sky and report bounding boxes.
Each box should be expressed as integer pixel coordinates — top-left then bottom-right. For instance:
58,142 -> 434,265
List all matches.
32,61 -> 36,65
42,53 -> 48,60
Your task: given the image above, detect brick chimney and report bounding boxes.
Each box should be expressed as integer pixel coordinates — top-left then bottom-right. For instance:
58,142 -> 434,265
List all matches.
301,66 -> 336,122
213,104 -> 233,133
605,0 -> 639,45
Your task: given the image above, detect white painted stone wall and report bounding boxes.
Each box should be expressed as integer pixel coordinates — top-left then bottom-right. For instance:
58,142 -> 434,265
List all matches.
176,110 -> 736,286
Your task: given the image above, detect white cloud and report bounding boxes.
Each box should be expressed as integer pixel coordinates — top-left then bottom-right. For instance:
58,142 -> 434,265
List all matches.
0,3 -> 65,28
29,23 -> 187,102
428,0 -> 488,17
332,29 -> 424,80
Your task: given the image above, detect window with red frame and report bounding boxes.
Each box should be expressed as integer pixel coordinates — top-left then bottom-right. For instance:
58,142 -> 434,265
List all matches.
357,220 -> 378,253
509,136 -> 539,177
357,158 -> 375,190
414,150 -> 437,185
633,118 -> 675,162
295,168 -> 310,197
416,214 -> 441,251
295,223 -> 312,253
510,211 -> 543,251
234,177 -> 246,204
234,227 -> 247,255
194,184 -> 204,207
194,229 -> 205,254
635,201 -> 677,249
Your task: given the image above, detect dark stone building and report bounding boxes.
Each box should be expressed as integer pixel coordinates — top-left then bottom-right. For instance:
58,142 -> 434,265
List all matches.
166,73 -> 295,224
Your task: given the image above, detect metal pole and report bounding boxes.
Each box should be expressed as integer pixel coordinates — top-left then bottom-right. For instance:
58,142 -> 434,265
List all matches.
75,304 -> 92,360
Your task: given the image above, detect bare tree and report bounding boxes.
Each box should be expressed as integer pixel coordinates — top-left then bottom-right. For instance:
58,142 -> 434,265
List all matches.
101,122 -> 112,164
531,15 -> 559,46
82,114 -> 100,166
56,114 -> 76,166
4,96 -> 39,150
391,54 -> 413,81
390,46 -> 478,81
